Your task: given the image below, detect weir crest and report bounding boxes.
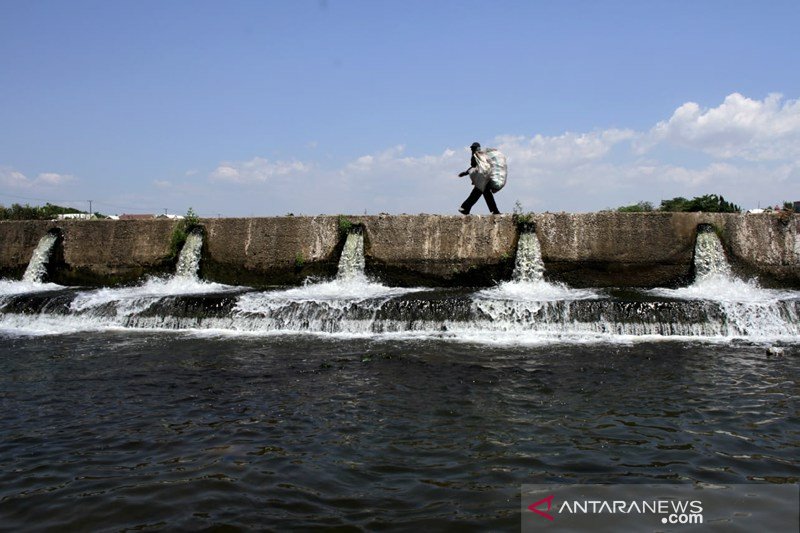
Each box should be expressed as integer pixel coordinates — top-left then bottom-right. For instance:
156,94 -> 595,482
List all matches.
1,218 -> 799,342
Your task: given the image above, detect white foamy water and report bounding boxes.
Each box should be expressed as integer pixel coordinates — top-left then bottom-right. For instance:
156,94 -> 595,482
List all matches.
0,279 -> 63,296
175,231 -> 203,279
2,299 -> 799,343
0,278 -> 64,309
476,280 -> 599,302
512,231 -> 545,283
693,228 -> 733,281
642,228 -> 800,338
237,229 -> 421,315
648,278 -> 800,338
70,276 -> 237,316
649,228 -> 797,304
1,222 -> 798,343
179,326 -> 697,347
337,232 -> 366,281
236,278 -> 421,312
649,277 -> 797,304
22,233 -> 58,283
0,313 -> 122,337
474,232 -> 599,304
474,232 -> 599,307
477,230 -> 599,303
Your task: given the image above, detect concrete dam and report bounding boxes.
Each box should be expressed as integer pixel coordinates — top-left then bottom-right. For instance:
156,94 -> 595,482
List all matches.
1,213 -> 797,288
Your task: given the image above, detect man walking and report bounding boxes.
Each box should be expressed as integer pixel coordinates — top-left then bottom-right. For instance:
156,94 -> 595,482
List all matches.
457,142 -> 501,215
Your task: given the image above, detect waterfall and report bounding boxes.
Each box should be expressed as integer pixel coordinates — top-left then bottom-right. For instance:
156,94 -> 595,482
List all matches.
4,224 -> 799,342
337,232 -> 366,281
5,288 -> 797,339
175,231 -> 203,279
512,231 -> 545,283
693,226 -> 733,281
22,233 -> 58,283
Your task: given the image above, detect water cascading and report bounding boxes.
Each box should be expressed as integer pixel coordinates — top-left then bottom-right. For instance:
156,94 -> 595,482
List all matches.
175,230 -> 204,279
693,225 -> 733,281
3,222 -> 799,341
512,231 -> 545,283
22,232 -> 59,283
337,230 -> 366,281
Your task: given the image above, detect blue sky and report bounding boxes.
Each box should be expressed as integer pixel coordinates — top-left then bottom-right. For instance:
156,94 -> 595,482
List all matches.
1,0 -> 799,217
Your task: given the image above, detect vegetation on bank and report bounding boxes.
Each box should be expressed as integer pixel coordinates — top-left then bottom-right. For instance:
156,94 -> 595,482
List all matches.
0,203 -> 103,220
4,197 -> 794,222
616,194 -> 743,213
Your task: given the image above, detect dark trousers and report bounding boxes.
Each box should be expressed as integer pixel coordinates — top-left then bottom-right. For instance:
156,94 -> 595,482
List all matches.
461,186 -> 500,214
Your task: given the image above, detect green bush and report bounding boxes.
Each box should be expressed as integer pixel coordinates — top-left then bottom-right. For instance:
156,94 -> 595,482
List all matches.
169,208 -> 201,259
511,200 -> 534,229
614,195 -> 741,213
337,215 -> 353,234
659,194 -> 740,213
617,201 -> 654,212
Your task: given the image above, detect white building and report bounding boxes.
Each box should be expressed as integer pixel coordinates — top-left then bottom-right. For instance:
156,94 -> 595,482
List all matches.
56,213 -> 93,220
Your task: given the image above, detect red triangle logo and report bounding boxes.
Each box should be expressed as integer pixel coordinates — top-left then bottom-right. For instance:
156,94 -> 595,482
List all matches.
527,494 -> 555,521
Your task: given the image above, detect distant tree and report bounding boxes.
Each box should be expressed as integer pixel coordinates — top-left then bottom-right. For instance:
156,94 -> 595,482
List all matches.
659,197 -> 691,212
617,201 -> 654,212
659,194 -> 740,213
0,202 -> 87,220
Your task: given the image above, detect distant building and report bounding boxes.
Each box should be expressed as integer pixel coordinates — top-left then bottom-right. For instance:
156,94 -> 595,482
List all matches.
156,214 -> 185,220
56,213 -> 93,220
794,201 -> 800,211
119,214 -> 155,220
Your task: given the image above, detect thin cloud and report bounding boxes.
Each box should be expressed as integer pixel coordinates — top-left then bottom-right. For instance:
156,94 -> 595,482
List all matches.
0,167 -> 74,188
638,92 -> 800,160
331,93 -> 798,211
496,129 -> 636,169
193,92 -> 798,214
209,157 -> 312,184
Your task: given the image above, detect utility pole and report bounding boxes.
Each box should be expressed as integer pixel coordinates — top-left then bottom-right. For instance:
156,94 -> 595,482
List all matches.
88,200 -> 92,216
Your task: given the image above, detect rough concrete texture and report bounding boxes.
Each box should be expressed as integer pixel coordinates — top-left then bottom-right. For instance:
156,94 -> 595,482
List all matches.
1,213 -> 798,287
535,212 -> 697,286
0,219 -> 176,285
350,214 -> 517,285
705,212 -> 800,281
201,217 -> 341,286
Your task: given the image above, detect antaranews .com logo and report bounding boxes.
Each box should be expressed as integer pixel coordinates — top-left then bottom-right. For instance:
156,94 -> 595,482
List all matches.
527,493 -> 702,525
521,484 -> 799,532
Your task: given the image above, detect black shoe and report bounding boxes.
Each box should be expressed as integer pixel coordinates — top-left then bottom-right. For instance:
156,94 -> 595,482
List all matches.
458,207 -> 469,215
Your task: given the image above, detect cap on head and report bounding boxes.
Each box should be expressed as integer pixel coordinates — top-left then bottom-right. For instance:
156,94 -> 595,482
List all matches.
470,142 -> 481,151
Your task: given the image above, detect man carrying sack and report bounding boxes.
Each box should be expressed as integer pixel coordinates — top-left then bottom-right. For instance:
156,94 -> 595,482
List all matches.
457,142 -> 507,215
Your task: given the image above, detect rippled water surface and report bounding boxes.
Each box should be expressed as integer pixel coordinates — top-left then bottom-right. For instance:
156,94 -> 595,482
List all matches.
1,333 -> 798,530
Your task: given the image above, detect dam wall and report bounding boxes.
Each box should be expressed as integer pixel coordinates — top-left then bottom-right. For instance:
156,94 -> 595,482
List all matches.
1,213 -> 798,288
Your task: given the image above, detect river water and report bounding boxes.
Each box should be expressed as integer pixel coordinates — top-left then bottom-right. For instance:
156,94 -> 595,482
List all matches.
1,283 -> 799,530
1,230 -> 798,530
